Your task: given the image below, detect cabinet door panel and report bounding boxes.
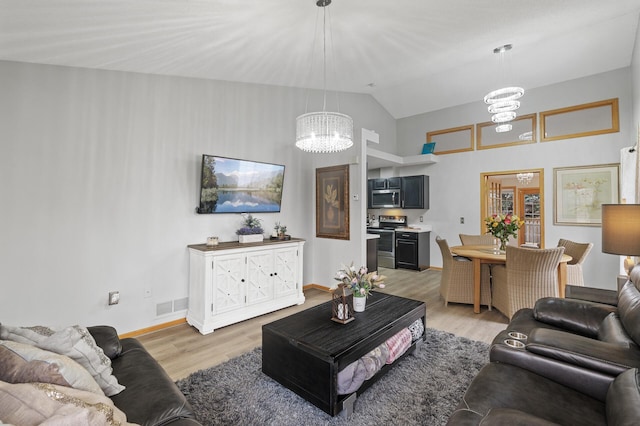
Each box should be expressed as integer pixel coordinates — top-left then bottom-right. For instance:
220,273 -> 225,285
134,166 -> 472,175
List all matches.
213,255 -> 245,314
372,178 -> 387,190
246,251 -> 274,305
387,177 -> 402,189
274,247 -> 298,297
401,175 -> 428,209
395,239 -> 418,269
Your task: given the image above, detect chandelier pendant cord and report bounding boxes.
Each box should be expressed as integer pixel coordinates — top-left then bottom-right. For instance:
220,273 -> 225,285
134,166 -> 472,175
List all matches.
302,5 -> 341,115
326,6 -> 341,113
322,6 -> 327,112
302,6 -> 322,115
295,0 -> 353,153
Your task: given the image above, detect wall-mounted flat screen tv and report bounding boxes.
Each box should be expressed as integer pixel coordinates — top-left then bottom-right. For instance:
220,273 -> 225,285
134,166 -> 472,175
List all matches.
197,154 -> 285,214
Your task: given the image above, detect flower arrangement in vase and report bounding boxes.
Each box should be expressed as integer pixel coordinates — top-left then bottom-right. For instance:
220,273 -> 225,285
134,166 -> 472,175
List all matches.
334,263 -> 386,312
236,214 -> 264,243
484,213 -> 524,251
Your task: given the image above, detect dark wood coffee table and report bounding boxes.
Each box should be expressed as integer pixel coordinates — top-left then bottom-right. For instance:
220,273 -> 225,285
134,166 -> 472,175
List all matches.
262,292 -> 426,416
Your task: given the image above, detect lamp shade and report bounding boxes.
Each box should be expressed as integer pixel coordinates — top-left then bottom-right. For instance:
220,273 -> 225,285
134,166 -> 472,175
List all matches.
601,204 -> 640,256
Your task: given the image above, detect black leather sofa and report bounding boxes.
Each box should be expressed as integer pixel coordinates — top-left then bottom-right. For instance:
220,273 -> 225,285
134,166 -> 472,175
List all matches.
447,265 -> 640,424
88,326 -> 201,426
489,264 -> 640,400
447,363 -> 640,425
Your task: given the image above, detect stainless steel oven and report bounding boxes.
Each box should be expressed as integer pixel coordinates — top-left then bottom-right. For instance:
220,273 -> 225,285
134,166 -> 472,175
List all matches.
366,215 -> 407,269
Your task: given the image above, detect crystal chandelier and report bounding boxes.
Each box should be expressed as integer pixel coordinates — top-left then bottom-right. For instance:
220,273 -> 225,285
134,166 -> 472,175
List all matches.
484,44 -> 524,132
296,0 -> 353,153
517,172 -> 534,185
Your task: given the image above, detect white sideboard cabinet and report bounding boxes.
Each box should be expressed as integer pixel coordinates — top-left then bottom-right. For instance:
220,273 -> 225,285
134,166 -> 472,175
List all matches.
187,238 -> 305,334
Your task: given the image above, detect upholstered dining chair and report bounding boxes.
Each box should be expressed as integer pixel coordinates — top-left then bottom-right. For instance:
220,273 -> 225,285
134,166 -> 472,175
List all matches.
557,238 -> 593,286
491,245 -> 565,320
459,234 -> 494,301
436,236 -> 492,310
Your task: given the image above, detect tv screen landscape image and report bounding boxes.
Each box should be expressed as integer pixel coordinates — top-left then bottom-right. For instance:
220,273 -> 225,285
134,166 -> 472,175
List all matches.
198,155 -> 285,214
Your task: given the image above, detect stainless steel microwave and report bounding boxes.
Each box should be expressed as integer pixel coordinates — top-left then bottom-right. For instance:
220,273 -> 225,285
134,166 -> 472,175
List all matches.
370,189 -> 402,208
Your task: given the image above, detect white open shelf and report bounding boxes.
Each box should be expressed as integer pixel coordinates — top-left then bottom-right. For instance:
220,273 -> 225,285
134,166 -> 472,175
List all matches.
366,147 -> 439,170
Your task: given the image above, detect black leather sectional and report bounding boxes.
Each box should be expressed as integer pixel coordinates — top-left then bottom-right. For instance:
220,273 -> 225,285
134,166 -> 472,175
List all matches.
447,264 -> 640,425
88,326 -> 202,426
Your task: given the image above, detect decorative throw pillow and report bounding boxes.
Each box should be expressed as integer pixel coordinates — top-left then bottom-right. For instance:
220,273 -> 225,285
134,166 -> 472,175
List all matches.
385,328 -> 412,364
360,343 -> 389,380
0,324 -> 125,396
408,319 -> 425,342
0,381 -> 135,426
336,359 -> 367,395
0,341 -> 103,395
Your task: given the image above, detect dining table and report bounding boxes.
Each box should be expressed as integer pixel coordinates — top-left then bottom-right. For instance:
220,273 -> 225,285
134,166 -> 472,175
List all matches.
450,245 -> 572,314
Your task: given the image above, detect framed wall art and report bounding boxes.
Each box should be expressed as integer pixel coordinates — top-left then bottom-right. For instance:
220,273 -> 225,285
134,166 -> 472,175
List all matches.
553,163 -> 619,226
316,164 -> 349,240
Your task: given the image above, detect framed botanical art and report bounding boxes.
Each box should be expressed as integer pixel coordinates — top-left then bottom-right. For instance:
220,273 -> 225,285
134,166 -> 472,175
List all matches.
316,164 -> 349,240
553,163 -> 619,226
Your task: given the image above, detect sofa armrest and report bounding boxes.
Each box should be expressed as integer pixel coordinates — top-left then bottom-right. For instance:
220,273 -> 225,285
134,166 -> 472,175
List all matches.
606,368 -> 640,424
533,298 -> 617,338
526,328 -> 640,376
110,338 -> 198,426
479,408 -> 559,425
447,408 -> 558,426
565,285 -> 618,306
87,325 -> 122,359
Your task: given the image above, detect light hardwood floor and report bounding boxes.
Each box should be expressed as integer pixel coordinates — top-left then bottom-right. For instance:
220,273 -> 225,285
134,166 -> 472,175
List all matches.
137,267 -> 509,381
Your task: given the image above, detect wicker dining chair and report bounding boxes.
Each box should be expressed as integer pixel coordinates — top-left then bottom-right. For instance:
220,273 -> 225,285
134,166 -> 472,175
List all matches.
557,238 -> 593,286
459,234 -> 495,303
436,236 -> 492,310
458,233 -> 495,246
491,245 -> 565,320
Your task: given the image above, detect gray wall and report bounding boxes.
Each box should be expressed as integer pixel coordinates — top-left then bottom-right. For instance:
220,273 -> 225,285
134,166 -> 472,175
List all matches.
395,67 -> 635,289
633,15 -> 640,161
0,60 -> 395,333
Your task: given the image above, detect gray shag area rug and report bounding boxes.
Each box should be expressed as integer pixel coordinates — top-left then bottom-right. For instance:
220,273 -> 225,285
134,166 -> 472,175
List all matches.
176,328 -> 489,426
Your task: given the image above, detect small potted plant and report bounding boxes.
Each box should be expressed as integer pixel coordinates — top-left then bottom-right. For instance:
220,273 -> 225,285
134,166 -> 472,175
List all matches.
236,214 -> 264,244
272,222 -> 288,240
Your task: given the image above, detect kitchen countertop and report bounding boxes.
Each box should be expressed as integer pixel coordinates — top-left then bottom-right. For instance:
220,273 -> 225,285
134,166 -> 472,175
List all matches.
395,225 -> 432,233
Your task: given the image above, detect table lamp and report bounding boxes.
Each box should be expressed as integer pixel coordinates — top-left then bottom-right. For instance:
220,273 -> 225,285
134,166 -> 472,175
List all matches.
601,204 -> 640,276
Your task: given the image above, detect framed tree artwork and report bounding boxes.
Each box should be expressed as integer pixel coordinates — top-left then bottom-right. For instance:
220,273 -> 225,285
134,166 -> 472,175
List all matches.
316,164 -> 350,240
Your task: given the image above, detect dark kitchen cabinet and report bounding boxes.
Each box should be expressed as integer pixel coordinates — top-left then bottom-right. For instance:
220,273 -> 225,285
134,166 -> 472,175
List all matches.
367,175 -> 429,210
401,175 -> 429,209
395,231 -> 430,271
366,237 -> 378,273
371,177 -> 401,190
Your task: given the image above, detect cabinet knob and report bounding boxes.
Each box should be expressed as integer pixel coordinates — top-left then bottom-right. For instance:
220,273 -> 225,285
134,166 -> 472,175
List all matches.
241,279 -> 245,282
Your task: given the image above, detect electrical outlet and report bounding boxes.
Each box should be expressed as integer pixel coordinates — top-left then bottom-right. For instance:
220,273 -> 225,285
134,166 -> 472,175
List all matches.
108,291 -> 120,305
419,216 -> 423,222
352,194 -> 359,201
460,217 -> 465,224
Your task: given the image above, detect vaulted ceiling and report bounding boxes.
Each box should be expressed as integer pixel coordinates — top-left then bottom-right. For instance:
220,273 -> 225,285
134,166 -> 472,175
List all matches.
2,0 -> 639,118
